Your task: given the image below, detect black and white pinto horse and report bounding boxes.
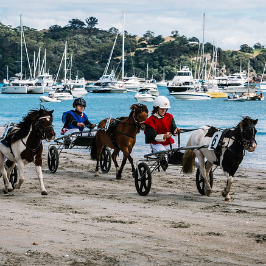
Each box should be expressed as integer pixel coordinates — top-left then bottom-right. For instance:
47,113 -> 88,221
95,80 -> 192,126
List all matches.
182,116 -> 258,201
0,106 -> 55,195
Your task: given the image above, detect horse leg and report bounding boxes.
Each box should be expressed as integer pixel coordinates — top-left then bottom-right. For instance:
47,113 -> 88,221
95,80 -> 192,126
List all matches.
222,172 -> 233,201
35,165 -> 48,195
14,160 -> 24,189
94,145 -> 103,177
112,150 -> 120,175
127,154 -> 135,177
196,152 -> 212,196
0,154 -> 13,193
116,155 -> 127,180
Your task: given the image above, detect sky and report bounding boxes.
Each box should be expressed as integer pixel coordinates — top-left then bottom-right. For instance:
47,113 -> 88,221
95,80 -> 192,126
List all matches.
1,0 -> 266,50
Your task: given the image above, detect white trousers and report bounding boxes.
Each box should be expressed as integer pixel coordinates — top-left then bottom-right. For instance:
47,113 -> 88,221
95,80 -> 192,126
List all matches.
64,128 -> 96,137
151,142 -> 179,153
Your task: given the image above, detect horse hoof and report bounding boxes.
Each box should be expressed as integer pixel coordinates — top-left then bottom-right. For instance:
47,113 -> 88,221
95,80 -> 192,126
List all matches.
8,188 -> 13,192
94,173 -> 99,178
41,191 -> 48,195
116,175 -> 121,180
225,198 -> 231,202
3,188 -> 8,194
205,190 -> 212,197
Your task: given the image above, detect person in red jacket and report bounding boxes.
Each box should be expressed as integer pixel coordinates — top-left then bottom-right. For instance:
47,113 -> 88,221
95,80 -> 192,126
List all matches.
144,96 -> 181,169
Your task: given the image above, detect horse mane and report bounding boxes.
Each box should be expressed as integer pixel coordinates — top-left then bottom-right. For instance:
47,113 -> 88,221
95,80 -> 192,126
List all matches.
127,103 -> 148,121
11,106 -> 52,143
238,116 -> 258,129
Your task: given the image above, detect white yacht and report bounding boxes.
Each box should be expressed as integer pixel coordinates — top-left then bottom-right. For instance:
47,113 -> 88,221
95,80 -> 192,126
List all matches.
139,79 -> 159,96
123,76 -> 142,92
167,66 -> 195,93
63,77 -> 88,98
85,70 -> 118,92
170,88 -> 211,100
1,77 -> 35,94
32,73 -> 55,93
134,88 -> 156,102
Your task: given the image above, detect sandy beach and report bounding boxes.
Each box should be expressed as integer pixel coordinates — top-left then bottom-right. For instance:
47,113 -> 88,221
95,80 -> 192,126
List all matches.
0,148 -> 266,266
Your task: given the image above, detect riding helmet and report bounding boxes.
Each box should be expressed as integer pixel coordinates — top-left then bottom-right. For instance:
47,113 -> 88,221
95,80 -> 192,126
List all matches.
73,97 -> 86,108
153,96 -> 171,108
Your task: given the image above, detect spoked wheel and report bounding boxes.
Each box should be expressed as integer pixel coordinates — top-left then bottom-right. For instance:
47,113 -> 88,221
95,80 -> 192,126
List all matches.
196,168 -> 214,195
100,146 -> 111,173
135,162 -> 152,196
48,146 -> 59,173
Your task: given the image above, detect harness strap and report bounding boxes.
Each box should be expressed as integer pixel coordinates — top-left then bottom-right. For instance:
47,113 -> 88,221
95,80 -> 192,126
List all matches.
21,138 -> 42,162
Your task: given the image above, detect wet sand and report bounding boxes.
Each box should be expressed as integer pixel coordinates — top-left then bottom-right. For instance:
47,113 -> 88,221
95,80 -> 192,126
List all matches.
0,149 -> 266,265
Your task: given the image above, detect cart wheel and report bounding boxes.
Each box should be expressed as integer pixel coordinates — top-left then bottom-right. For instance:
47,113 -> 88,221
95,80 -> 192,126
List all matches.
135,162 -> 152,196
100,146 -> 111,173
196,168 -> 213,195
48,146 -> 59,173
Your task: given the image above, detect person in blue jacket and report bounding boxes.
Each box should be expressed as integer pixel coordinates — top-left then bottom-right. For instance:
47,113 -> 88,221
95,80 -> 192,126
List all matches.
61,98 -> 96,136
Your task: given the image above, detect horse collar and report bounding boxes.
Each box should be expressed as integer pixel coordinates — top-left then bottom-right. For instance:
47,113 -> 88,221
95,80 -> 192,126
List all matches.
21,138 -> 42,162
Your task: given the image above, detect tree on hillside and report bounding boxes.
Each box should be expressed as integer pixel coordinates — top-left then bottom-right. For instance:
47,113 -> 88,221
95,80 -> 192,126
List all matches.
85,17 -> 98,31
171,30 -> 179,38
253,42 -> 264,49
108,27 -> 119,34
239,44 -> 253,53
68,19 -> 85,29
143,30 -> 155,40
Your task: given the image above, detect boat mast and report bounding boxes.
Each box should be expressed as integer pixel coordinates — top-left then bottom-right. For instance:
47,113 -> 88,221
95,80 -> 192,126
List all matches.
20,15 -> 23,80
64,41 -> 67,83
122,11 -> 125,80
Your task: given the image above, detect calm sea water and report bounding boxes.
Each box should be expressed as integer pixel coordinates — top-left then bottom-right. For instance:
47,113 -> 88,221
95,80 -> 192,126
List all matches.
0,85 -> 265,170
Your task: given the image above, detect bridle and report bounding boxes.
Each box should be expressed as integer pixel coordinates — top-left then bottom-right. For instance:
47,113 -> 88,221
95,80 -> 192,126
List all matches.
240,123 -> 257,150
34,115 -> 54,140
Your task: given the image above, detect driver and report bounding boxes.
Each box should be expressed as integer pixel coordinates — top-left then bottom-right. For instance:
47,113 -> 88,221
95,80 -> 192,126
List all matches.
61,97 -> 96,136
144,96 -> 181,170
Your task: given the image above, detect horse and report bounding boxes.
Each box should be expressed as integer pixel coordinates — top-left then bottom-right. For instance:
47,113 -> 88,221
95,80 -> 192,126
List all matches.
91,103 -> 148,179
0,106 -> 55,195
182,116 -> 258,201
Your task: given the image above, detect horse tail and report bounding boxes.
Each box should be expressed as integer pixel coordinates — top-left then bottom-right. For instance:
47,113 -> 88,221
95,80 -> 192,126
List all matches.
90,137 -> 97,160
182,149 -> 196,174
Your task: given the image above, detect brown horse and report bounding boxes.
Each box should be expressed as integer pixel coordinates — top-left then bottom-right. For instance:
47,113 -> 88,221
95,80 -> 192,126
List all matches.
91,103 -> 148,179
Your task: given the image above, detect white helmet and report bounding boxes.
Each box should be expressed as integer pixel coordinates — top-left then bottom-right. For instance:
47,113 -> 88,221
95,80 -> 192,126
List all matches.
153,96 -> 171,108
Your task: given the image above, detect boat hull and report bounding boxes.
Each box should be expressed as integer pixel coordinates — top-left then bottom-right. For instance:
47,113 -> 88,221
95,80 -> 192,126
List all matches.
1,86 -> 28,94
170,92 -> 211,100
40,96 -> 61,102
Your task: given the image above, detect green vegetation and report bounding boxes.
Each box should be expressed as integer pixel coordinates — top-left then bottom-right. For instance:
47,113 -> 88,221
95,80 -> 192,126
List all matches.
0,18 -> 266,82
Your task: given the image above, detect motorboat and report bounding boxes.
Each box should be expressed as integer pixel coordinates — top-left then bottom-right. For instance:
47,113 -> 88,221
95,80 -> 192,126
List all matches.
33,73 -> 55,93
157,79 -> 167,87
40,92 -> 61,102
49,88 -> 73,100
225,95 -> 247,102
205,85 -> 228,98
123,76 -> 142,92
1,77 -> 35,94
140,79 -> 159,96
167,66 -> 195,93
244,92 -> 264,101
170,88 -> 211,100
86,70 -> 118,92
134,88 -> 156,102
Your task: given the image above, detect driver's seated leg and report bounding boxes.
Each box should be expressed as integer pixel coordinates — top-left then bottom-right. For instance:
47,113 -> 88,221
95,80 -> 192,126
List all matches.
151,143 -> 168,171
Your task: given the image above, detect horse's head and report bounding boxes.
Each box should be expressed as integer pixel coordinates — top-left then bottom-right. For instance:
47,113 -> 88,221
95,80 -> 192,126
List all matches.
130,103 -> 149,130
34,107 -> 56,141
238,116 -> 258,152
